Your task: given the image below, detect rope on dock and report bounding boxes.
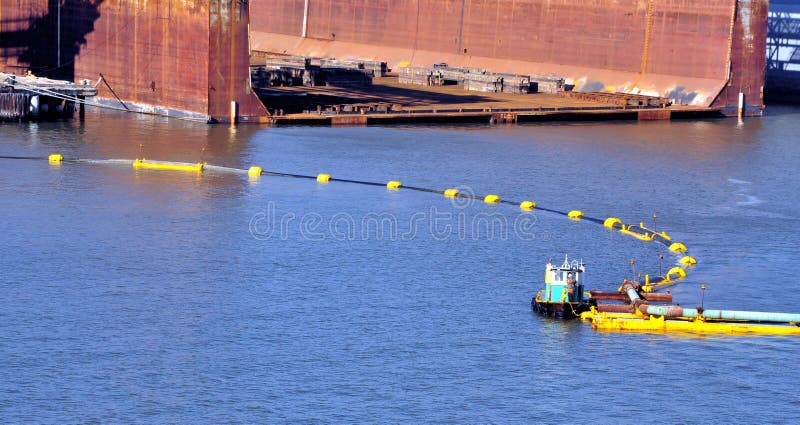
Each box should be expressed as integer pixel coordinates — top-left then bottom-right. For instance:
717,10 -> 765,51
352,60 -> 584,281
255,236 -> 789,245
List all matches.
6,78 -> 208,123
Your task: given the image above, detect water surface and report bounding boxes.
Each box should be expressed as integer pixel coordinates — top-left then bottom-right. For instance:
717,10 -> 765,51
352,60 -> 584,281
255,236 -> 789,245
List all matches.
2,108 -> 800,422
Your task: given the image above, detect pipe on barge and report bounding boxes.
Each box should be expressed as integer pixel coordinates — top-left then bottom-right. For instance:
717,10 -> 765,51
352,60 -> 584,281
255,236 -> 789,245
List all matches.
643,306 -> 800,324
591,291 -> 673,303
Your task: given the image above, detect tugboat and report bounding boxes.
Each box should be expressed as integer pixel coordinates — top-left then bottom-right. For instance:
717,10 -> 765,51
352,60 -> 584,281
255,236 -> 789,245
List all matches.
532,255 -> 594,319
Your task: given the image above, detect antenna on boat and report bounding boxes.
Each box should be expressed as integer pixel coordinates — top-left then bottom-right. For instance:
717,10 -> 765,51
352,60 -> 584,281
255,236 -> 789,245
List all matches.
700,284 -> 707,311
653,213 -> 658,232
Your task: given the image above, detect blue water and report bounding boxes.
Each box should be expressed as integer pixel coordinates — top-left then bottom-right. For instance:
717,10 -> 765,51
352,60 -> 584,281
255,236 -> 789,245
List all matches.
2,108 -> 800,422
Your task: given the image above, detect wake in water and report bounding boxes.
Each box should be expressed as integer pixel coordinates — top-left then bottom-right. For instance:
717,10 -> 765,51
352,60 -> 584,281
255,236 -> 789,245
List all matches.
728,177 -> 764,207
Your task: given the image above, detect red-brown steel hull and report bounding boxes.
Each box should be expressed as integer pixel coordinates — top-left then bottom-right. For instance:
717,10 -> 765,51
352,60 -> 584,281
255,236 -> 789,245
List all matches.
1,0 -> 767,120
249,0 -> 767,115
0,0 -> 267,122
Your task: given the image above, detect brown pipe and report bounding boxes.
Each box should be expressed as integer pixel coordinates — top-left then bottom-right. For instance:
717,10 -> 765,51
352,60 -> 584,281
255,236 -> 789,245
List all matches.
591,290 -> 672,303
642,293 -> 673,303
589,291 -> 628,301
597,303 -> 635,313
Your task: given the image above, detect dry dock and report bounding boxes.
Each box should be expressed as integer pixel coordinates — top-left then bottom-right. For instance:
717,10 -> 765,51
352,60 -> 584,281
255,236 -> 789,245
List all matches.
266,77 -> 720,126
0,0 -> 764,123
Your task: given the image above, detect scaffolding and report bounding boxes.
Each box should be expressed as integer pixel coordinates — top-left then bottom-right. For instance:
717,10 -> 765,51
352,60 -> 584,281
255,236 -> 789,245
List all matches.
767,3 -> 800,72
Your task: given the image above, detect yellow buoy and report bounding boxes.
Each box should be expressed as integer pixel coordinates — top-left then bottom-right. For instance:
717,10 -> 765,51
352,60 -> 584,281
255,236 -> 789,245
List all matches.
386,180 -> 402,190
603,217 -> 622,228
316,173 -> 331,183
568,210 -> 584,220
443,188 -> 460,198
669,242 -> 687,253
248,166 -> 263,177
48,153 -> 63,163
520,200 -> 536,210
679,256 -> 697,266
666,267 -> 687,280
484,194 -> 501,204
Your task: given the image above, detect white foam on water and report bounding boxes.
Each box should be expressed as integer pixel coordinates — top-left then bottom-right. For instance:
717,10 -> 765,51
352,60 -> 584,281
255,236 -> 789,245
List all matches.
736,194 -> 763,207
75,158 -> 134,165
203,164 -> 248,174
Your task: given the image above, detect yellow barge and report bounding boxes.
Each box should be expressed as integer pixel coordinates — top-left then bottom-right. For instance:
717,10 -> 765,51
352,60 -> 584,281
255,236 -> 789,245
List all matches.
581,308 -> 800,336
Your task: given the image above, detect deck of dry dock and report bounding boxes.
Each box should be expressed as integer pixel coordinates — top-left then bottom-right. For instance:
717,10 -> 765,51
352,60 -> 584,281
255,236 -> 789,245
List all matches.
264,77 -> 720,125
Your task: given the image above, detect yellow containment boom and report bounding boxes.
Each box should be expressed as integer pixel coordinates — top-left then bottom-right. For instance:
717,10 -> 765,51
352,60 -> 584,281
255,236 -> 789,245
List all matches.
132,158 -> 203,172
37,153 -> 703,304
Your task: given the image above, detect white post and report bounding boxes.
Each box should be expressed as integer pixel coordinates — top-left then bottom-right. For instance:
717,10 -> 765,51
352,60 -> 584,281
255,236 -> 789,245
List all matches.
230,100 -> 237,127
30,95 -> 40,117
302,0 -> 309,38
738,92 -> 744,121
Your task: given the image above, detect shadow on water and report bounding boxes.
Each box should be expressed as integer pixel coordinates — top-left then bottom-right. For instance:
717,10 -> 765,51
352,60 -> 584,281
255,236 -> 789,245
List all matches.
0,0 -> 102,80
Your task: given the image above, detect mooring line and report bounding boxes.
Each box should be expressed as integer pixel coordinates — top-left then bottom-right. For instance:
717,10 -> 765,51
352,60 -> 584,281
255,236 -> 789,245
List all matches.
0,155 -> 48,161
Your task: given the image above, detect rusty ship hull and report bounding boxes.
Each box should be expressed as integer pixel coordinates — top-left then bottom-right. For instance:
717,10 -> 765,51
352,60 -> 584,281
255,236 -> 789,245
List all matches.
0,0 -> 267,122
251,0 -> 767,116
1,0 -> 768,121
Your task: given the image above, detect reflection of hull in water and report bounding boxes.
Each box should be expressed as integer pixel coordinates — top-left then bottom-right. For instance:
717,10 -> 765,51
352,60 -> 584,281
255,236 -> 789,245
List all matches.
531,298 -> 592,320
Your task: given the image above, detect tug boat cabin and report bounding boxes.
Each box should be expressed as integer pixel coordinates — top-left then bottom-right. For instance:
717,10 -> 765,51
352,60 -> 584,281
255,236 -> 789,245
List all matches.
532,255 -> 593,319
